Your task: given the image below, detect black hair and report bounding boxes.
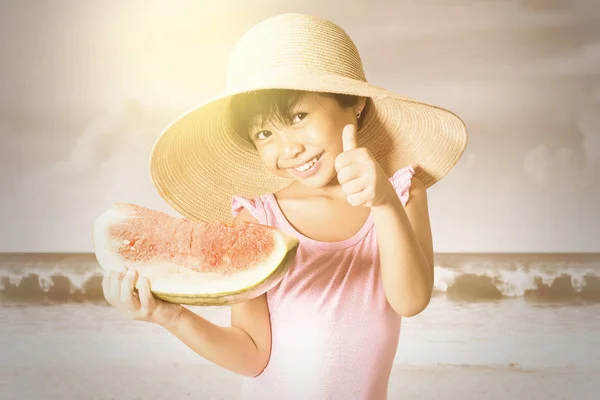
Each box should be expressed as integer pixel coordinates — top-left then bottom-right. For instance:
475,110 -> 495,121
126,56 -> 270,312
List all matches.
228,89 -> 368,147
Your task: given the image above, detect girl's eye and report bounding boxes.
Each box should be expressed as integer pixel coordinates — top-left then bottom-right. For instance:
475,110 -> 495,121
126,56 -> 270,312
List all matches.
255,130 -> 271,140
292,112 -> 307,123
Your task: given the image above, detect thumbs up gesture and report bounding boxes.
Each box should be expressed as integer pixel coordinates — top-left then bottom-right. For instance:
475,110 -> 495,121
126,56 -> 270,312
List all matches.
334,124 -> 395,208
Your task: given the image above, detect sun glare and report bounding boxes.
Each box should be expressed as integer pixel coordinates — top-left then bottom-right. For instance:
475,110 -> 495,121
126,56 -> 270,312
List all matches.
87,1 -> 259,110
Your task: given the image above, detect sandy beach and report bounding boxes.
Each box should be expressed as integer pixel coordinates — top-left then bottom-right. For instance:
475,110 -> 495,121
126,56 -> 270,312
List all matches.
4,363 -> 598,400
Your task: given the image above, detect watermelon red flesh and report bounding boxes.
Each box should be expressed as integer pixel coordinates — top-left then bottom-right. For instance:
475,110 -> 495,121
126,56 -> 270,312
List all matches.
94,203 -> 299,305
106,203 -> 276,276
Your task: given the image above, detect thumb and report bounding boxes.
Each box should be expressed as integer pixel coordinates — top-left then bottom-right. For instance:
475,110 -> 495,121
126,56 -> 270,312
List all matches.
342,124 -> 358,152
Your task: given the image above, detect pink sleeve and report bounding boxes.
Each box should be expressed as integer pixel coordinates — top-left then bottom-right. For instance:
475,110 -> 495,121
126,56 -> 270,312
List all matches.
389,165 -> 415,207
231,195 -> 267,224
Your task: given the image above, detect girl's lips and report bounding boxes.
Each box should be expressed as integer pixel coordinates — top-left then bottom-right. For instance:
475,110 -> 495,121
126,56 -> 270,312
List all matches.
289,153 -> 324,178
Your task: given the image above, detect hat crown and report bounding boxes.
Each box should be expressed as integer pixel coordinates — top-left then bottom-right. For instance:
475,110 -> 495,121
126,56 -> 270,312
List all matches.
226,13 -> 367,88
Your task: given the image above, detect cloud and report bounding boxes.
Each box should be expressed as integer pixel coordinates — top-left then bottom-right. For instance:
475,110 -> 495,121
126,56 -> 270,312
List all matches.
461,152 -> 478,170
0,124 -> 18,219
524,145 -> 551,186
577,104 -> 600,167
523,144 -> 596,189
4,98 -> 174,252
522,81 -> 599,190
444,151 -> 478,183
43,99 -> 147,178
535,40 -> 600,76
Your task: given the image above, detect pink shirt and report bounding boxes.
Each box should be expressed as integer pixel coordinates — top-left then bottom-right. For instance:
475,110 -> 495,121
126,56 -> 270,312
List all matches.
231,165 -> 415,400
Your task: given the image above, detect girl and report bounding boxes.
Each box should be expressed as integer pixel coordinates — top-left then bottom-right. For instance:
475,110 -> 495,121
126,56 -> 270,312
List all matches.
102,13 -> 467,400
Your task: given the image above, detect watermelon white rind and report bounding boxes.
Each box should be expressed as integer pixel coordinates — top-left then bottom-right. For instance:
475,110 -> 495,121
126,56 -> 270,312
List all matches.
152,247 -> 298,306
92,203 -> 299,306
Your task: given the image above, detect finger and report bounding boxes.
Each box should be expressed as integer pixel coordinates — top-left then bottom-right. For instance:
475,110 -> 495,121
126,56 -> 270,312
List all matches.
341,177 -> 366,197
335,149 -> 364,173
109,270 -> 125,304
334,152 -> 351,173
346,189 -> 372,207
120,269 -> 140,310
337,163 -> 362,185
138,277 -> 156,312
342,124 -> 358,152
102,272 -> 113,304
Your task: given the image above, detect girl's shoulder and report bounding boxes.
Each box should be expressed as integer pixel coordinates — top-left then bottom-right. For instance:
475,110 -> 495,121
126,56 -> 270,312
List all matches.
231,193 -> 270,225
230,179 -> 309,226
389,164 -> 416,207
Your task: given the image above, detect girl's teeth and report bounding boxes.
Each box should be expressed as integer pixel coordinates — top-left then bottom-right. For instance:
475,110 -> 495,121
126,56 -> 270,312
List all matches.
295,156 -> 318,172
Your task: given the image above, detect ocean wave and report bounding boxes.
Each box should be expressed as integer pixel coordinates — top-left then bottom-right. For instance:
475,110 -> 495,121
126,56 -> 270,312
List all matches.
0,253 -> 599,304
433,269 -> 600,303
432,253 -> 600,303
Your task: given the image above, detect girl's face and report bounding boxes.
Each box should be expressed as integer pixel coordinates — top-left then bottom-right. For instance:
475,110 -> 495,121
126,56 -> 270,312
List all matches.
249,94 -> 365,189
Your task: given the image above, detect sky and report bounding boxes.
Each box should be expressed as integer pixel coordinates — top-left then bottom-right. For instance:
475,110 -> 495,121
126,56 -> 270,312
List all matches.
0,0 -> 599,253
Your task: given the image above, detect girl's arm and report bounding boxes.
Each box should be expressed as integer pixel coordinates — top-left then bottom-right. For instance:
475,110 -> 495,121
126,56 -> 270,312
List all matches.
161,208 -> 272,377
334,125 -> 434,317
371,177 -> 434,317
162,293 -> 271,377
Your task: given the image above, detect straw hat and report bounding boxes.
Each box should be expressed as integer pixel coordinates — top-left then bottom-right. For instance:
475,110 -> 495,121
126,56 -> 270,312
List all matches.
149,13 -> 468,224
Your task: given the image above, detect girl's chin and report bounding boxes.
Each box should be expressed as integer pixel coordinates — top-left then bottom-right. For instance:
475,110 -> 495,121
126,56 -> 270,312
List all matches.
294,168 -> 338,188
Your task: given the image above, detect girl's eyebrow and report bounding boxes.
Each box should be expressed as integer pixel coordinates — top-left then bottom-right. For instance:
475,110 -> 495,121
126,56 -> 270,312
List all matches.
249,117 -> 267,132
250,121 -> 269,133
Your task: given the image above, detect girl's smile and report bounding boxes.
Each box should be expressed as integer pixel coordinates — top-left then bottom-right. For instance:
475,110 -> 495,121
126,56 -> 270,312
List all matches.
287,152 -> 324,178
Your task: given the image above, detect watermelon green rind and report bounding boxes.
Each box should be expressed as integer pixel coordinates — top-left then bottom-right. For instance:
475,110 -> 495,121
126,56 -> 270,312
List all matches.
92,203 -> 300,306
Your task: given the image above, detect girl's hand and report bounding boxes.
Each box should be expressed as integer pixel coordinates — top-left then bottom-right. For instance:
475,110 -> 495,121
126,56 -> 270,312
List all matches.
102,268 -> 183,328
334,124 -> 396,208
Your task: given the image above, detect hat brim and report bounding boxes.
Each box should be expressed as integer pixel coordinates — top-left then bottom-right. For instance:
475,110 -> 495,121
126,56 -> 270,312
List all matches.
149,72 -> 468,224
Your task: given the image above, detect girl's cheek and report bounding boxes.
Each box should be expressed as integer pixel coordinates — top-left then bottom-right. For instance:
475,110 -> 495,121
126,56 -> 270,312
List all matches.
258,146 -> 280,168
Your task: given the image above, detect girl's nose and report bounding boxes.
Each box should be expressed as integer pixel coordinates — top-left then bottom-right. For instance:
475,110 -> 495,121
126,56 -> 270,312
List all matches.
280,141 -> 304,160
278,133 -> 304,160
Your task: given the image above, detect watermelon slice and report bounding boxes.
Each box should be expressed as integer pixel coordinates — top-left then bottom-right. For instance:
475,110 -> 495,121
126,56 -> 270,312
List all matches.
92,203 -> 299,306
